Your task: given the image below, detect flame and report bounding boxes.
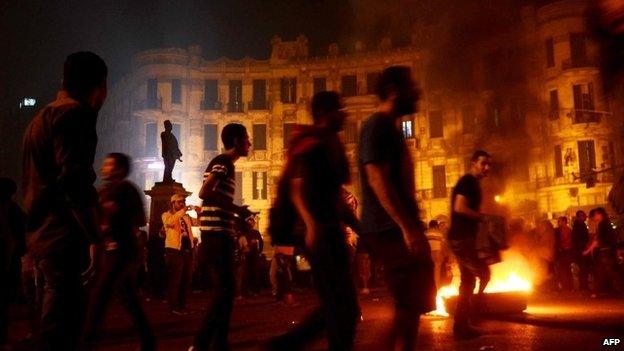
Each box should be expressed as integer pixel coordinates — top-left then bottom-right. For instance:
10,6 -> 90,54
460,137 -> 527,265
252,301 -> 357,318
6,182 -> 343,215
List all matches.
432,250 -> 533,316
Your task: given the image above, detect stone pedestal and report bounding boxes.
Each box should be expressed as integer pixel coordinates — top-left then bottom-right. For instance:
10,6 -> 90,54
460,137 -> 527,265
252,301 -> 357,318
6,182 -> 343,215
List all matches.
145,182 -> 192,238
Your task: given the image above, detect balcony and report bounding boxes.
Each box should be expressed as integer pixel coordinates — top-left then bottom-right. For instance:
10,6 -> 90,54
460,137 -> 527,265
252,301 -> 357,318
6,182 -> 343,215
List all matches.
200,100 -> 222,111
248,100 -> 270,110
227,101 -> 244,113
133,98 -> 162,111
562,58 -> 598,70
570,109 -> 603,124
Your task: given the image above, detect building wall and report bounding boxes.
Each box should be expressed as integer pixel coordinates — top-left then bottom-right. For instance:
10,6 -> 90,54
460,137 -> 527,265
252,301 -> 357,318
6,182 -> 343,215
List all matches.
97,0 -> 622,236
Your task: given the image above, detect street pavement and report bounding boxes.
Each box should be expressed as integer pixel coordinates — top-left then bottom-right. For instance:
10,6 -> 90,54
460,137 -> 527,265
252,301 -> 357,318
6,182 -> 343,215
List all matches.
7,288 -> 624,351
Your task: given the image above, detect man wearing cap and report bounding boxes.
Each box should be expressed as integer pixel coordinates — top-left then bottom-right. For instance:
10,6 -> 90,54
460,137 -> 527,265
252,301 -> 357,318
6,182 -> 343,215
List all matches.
162,193 -> 200,315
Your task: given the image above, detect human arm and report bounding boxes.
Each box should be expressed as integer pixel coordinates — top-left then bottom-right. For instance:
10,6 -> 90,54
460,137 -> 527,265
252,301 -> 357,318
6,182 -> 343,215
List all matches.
453,194 -> 482,220
290,177 -> 318,250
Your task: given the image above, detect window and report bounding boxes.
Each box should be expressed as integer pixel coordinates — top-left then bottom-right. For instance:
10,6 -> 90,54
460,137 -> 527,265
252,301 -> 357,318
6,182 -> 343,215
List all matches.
252,172 -> 267,200
485,100 -> 501,129
401,120 -> 414,139
545,38 -> 555,68
281,78 -> 297,103
313,77 -> 326,95
570,33 -> 587,64
366,72 -> 380,95
234,172 -> 243,205
146,122 -> 157,156
251,79 -> 267,109
344,122 -> 358,144
228,80 -> 243,112
572,84 -> 598,123
554,145 -> 563,177
252,124 -> 267,150
429,111 -> 443,138
341,75 -> 357,97
549,90 -> 559,120
577,140 -> 596,181
432,165 -> 447,199
283,123 -> 296,148
462,106 -> 475,134
204,80 -> 218,102
147,79 -> 158,100
204,124 -> 218,151
171,79 -> 181,104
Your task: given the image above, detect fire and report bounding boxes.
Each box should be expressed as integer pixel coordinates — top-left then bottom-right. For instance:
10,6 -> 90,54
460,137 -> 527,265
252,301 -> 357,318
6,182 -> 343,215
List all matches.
433,250 -> 533,316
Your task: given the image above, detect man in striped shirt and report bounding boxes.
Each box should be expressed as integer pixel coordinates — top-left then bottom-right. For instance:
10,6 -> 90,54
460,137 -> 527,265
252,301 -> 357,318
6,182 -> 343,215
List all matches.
191,123 -> 250,351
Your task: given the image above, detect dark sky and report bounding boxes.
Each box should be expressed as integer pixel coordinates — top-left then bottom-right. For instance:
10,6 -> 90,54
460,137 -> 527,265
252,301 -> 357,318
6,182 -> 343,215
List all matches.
0,0 -> 534,116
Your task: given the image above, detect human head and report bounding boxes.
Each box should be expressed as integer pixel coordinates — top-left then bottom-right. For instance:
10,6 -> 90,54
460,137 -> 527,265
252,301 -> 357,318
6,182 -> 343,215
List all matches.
428,220 -> 439,229
62,51 -> 108,111
590,207 -> 608,222
0,178 -> 17,202
376,66 -> 420,117
470,150 -> 492,179
170,193 -> 187,212
576,210 -> 587,223
557,216 -> 568,227
164,120 -> 172,132
101,153 -> 131,181
221,123 -> 250,157
311,91 -> 347,132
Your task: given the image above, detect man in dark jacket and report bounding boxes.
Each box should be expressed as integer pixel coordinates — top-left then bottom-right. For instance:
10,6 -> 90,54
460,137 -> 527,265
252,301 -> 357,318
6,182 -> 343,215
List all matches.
268,91 -> 360,351
22,51 -> 107,350
571,210 -> 590,290
161,120 -> 182,183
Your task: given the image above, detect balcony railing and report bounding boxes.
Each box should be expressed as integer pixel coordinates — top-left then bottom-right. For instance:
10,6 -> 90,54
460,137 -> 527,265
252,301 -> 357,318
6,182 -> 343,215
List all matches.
200,100 -> 222,111
227,101 -> 244,113
133,98 -> 162,111
248,100 -> 269,110
562,58 -> 598,70
570,109 -> 603,124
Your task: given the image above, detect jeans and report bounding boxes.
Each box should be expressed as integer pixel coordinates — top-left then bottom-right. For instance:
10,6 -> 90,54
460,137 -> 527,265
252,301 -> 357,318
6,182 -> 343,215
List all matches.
166,248 -> 193,310
193,233 -> 235,351
449,238 -> 490,328
81,250 -> 155,350
270,252 -> 294,299
274,231 -> 359,351
36,242 -> 85,351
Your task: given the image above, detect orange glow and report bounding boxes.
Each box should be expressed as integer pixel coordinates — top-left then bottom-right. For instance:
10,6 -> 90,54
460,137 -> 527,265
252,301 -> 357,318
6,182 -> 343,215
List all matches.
433,250 -> 533,316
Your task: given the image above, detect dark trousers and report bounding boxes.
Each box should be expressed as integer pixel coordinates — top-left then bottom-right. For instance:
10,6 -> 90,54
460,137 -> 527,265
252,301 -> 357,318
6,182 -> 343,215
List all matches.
0,269 -> 10,345
449,238 -> 490,328
276,235 -> 359,351
81,250 -> 155,350
36,244 -> 85,351
193,234 -> 235,351
594,249 -> 621,293
163,158 -> 176,183
166,248 -> 193,310
363,228 -> 435,351
556,250 -> 575,291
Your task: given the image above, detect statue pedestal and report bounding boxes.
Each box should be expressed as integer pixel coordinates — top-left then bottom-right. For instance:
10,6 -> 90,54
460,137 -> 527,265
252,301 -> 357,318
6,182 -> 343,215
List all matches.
145,182 -> 192,238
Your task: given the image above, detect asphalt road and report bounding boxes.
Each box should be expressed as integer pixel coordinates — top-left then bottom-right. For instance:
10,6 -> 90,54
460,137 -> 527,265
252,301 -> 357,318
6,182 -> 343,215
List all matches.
7,289 -> 624,351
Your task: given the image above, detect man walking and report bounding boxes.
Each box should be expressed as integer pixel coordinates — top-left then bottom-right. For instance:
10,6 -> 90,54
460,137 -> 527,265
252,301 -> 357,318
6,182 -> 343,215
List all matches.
358,66 -> 436,351
448,150 -> 492,339
268,91 -> 360,351
191,123 -> 250,351
22,51 -> 107,350
81,153 -> 155,350
163,193 -> 199,315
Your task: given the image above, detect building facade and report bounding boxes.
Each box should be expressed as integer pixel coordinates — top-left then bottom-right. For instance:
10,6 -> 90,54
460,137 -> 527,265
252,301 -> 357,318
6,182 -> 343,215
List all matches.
97,0 -> 623,235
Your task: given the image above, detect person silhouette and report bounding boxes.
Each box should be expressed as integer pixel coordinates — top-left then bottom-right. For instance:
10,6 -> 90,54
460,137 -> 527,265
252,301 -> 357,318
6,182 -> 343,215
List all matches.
161,120 -> 182,183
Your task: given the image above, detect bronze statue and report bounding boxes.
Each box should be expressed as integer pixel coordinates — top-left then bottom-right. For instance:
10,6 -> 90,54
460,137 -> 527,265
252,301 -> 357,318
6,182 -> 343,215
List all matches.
161,120 -> 182,183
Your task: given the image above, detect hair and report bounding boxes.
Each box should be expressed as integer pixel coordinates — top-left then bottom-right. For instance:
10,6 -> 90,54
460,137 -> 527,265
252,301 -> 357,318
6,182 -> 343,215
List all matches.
0,178 -> 17,201
576,210 -> 586,217
106,152 -> 131,178
221,123 -> 247,149
592,207 -> 608,218
471,150 -> 491,162
311,91 -> 342,122
428,219 -> 439,229
376,65 -> 416,101
558,216 -> 568,223
164,120 -> 172,128
62,52 -> 107,96
588,208 -> 597,218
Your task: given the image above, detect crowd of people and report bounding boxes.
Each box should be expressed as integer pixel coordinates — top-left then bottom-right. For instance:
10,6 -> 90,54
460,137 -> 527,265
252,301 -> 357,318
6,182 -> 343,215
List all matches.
1,49 -> 624,351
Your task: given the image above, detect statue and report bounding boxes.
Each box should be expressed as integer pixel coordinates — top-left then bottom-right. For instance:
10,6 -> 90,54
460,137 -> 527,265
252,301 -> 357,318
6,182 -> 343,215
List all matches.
161,120 -> 182,183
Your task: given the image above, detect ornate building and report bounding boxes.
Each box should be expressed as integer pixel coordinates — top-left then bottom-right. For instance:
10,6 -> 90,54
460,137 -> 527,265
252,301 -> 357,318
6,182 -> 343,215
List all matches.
97,0 -> 622,234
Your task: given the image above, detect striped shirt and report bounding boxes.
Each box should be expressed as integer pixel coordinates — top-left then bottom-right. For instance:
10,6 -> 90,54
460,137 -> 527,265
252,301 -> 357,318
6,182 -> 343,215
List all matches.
200,154 -> 237,236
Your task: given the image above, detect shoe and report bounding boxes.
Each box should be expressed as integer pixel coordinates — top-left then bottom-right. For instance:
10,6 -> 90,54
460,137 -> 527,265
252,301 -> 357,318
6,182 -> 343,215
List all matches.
360,288 -> 370,295
453,324 -> 482,340
172,309 -> 187,315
